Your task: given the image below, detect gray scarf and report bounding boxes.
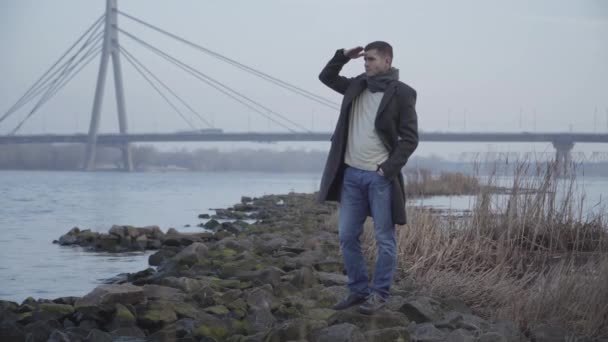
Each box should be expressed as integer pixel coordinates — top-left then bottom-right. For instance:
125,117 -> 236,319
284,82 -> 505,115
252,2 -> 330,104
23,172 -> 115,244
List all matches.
364,67 -> 399,93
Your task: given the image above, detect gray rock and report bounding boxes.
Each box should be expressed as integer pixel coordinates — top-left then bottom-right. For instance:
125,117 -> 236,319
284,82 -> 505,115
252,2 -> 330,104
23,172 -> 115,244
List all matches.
247,307 -> 276,333
106,303 -> 136,331
52,297 -> 79,306
246,285 -> 280,310
204,219 -> 221,230
314,323 -> 366,342
33,303 -> 75,322
328,309 -> 409,331
220,222 -> 241,235
148,249 -> 177,266
96,234 -> 121,252
435,311 -> 464,330
110,326 -> 146,339
283,250 -> 325,269
58,234 -> 78,245
264,318 -> 327,342
77,319 -> 99,330
174,318 -> 197,338
142,284 -> 186,302
75,284 -> 144,310
234,266 -> 285,288
489,320 -> 524,342
140,225 -> 164,239
311,285 -> 349,308
314,260 -> 343,273
317,271 -> 348,286
460,313 -> 488,331
217,237 -> 250,252
386,295 -> 408,311
173,242 -> 208,265
85,329 -> 113,342
445,328 -> 475,342
441,296 -> 472,315
363,327 -> 411,342
108,225 -> 134,239
291,266 -> 318,289
257,236 -> 288,254
159,276 -> 209,293
399,296 -> 443,323
191,312 -> 232,340
136,301 -> 178,329
23,320 -> 62,342
63,327 -> 90,340
531,324 -> 573,342
47,329 -> 72,342
0,320 -> 25,342
408,322 -> 446,342
134,235 -> 148,250
257,266 -> 285,287
477,331 -> 508,342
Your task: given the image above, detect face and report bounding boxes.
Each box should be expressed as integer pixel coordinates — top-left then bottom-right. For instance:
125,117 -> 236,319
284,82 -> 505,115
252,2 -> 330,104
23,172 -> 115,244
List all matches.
364,49 -> 391,76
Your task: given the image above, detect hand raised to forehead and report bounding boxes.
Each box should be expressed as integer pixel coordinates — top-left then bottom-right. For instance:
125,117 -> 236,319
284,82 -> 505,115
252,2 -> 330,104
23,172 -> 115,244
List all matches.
343,46 -> 364,59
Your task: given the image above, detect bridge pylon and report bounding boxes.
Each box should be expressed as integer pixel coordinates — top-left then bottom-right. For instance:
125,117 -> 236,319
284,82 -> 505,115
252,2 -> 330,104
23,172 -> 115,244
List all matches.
552,140 -> 574,177
84,0 -> 133,171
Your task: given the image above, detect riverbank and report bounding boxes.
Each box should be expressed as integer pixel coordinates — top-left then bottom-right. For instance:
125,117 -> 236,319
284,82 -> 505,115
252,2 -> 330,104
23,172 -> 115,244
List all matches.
2,191 -> 600,341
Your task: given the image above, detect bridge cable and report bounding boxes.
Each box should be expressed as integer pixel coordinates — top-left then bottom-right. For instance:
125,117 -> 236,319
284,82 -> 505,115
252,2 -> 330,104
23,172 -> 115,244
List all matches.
119,46 -> 213,128
118,29 -> 306,132
117,11 -> 339,110
119,46 -> 198,130
10,40 -> 103,134
10,42 -> 103,135
119,28 -> 308,132
1,30 -> 104,128
12,29 -> 105,113
1,15 -> 105,123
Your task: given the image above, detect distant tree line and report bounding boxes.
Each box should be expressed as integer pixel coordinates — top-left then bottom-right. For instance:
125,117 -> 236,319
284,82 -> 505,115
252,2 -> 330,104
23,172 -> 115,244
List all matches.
1,144 -> 607,176
0,144 -> 330,172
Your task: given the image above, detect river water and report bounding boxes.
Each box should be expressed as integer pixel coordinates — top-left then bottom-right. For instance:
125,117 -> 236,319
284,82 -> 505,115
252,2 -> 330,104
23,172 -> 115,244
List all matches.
1,170 -> 606,302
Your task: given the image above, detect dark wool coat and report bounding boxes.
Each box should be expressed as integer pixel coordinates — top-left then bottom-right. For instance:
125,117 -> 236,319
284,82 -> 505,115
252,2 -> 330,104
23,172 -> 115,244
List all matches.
317,49 -> 419,225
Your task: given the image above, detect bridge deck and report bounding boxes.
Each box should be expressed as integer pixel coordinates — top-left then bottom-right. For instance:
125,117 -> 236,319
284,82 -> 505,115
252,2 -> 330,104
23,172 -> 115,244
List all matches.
1,132 -> 607,145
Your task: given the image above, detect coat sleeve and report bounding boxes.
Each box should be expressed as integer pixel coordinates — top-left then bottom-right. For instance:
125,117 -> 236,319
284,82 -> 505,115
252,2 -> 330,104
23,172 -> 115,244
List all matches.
380,88 -> 419,179
318,49 -> 354,95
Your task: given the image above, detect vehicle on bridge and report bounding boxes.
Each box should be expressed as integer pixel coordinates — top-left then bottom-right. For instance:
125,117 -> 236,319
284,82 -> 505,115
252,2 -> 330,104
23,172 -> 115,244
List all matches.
175,128 -> 224,134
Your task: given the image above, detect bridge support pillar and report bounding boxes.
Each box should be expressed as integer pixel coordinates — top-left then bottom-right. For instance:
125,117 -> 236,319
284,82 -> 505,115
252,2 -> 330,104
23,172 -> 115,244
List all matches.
84,0 -> 133,171
552,140 -> 574,177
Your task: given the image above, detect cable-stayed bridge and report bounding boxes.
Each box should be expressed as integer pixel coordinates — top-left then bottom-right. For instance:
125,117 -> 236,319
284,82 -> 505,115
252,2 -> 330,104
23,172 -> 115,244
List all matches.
1,0 -> 606,172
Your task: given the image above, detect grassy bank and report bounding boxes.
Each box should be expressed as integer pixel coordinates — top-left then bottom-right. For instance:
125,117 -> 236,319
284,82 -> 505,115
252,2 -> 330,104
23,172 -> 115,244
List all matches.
333,163 -> 608,338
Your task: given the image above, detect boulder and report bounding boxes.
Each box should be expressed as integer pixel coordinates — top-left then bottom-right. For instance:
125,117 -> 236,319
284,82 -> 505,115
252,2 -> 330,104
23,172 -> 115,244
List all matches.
328,310 -> 409,331
290,266 -> 318,289
399,296 -> 443,323
75,284 -> 144,310
364,327 -> 411,342
314,323 -> 366,342
263,318 -> 327,342
173,242 -> 208,266
142,284 -> 186,302
246,285 -> 280,311
408,322 -> 446,342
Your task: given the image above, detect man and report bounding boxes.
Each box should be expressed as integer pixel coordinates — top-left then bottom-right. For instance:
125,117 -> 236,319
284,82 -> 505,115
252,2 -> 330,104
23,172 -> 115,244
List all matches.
317,41 -> 418,314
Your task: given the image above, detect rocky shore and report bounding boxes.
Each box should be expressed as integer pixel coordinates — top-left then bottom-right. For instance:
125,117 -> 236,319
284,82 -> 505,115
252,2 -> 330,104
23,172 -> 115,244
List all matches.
0,193 -> 580,341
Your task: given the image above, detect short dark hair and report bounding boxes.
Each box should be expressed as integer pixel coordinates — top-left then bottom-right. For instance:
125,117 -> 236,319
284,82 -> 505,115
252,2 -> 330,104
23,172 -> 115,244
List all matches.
364,41 -> 393,58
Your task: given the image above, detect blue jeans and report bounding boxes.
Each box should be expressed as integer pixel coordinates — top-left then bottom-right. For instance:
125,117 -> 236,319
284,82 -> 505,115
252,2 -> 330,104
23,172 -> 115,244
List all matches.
338,166 -> 396,299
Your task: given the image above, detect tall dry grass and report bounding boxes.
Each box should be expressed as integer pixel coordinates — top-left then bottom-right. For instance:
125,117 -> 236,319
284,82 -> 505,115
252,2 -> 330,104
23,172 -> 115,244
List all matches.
335,162 -> 608,338
404,168 -> 482,197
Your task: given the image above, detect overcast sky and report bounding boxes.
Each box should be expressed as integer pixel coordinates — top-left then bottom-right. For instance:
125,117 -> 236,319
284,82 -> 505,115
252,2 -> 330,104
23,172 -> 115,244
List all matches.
0,0 -> 607,157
